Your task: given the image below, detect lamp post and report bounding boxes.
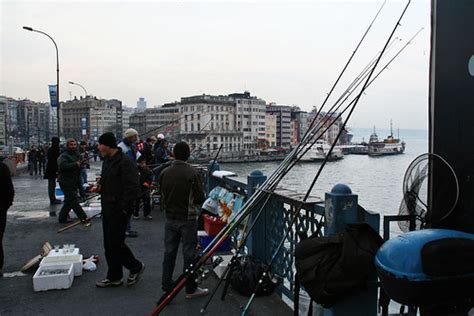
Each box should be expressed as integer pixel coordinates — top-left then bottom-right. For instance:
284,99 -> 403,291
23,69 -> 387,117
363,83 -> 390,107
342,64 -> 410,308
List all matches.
68,81 -> 91,140
22,26 -> 60,138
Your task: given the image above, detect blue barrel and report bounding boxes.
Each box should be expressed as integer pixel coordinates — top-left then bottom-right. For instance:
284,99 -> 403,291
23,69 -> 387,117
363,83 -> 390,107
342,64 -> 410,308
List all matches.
375,229 -> 474,306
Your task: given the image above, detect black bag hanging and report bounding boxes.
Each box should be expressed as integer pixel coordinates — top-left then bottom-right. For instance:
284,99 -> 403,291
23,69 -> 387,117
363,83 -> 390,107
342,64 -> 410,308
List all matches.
295,223 -> 383,308
229,255 -> 280,297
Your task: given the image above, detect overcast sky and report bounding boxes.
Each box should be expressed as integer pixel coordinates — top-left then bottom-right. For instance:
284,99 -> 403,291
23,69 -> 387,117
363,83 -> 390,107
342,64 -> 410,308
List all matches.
1,0 -> 430,129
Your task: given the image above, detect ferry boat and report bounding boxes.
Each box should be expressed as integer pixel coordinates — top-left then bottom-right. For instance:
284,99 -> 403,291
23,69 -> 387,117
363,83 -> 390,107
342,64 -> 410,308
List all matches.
300,140 -> 344,162
368,123 -> 405,156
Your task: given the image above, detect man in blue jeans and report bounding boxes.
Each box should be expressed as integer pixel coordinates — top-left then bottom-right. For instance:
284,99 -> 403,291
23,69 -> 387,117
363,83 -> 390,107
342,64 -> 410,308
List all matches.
159,141 -> 208,298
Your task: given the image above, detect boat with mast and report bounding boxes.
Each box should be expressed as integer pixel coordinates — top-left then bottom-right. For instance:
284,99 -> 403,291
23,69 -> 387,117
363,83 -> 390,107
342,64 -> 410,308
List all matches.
368,120 -> 405,156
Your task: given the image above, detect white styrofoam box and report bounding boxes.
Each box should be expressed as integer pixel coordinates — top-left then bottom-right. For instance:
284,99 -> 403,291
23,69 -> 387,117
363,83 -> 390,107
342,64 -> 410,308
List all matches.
40,254 -> 83,276
47,248 -> 80,257
33,263 -> 74,292
70,206 -> 101,219
213,255 -> 233,279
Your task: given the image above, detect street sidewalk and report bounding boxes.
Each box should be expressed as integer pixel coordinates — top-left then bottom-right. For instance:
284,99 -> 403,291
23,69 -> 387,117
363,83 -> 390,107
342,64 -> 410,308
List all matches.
0,162 -> 291,316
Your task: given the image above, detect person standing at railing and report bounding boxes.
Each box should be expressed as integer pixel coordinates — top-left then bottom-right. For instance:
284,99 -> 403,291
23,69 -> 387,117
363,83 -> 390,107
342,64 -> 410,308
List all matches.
159,141 -> 208,299
44,137 -> 62,206
0,156 -> 14,277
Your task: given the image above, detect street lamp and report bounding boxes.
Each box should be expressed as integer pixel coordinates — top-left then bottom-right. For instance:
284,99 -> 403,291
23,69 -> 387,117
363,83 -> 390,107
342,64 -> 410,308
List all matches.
22,26 -> 60,138
68,81 -> 92,140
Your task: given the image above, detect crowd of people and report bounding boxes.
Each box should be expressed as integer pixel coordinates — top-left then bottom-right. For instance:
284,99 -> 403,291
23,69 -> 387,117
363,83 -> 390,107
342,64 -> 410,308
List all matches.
1,128 -> 209,299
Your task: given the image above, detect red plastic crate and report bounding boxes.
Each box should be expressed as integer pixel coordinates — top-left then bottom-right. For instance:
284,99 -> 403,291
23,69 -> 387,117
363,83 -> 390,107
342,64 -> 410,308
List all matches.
203,214 -> 226,235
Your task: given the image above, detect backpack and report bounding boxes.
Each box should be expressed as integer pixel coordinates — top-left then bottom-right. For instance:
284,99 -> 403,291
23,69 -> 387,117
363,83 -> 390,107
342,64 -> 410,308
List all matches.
295,223 -> 383,307
229,255 -> 280,297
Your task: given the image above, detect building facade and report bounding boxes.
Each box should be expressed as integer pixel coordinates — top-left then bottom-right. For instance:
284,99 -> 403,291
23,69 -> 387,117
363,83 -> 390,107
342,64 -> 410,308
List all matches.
62,96 -> 122,141
179,94 -> 242,156
266,104 -> 292,149
17,99 -> 50,146
228,92 -> 266,153
129,103 -> 180,141
265,113 -> 277,148
136,97 -> 147,113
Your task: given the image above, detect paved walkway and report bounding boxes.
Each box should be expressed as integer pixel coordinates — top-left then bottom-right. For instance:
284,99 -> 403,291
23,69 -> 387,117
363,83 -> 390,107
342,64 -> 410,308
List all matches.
0,162 -> 292,316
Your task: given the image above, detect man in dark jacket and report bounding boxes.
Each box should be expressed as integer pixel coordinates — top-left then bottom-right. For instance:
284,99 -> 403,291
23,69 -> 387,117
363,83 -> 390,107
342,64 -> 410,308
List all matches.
0,157 -> 14,277
57,138 -> 87,223
95,132 -> 145,288
44,137 -> 61,205
159,141 -> 207,298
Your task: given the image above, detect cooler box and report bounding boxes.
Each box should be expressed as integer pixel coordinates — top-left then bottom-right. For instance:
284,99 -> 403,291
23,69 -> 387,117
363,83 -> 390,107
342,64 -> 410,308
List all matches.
203,214 -> 226,235
40,254 -> 83,276
33,263 -> 74,292
198,230 -> 230,253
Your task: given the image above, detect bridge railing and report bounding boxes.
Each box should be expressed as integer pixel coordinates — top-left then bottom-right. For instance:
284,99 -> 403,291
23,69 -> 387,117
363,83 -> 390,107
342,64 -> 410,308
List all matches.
206,162 -> 381,316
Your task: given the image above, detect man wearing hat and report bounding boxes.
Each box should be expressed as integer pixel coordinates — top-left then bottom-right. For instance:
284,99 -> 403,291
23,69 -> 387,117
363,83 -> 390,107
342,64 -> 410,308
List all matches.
118,128 -> 140,237
44,137 -> 61,206
96,132 -> 145,288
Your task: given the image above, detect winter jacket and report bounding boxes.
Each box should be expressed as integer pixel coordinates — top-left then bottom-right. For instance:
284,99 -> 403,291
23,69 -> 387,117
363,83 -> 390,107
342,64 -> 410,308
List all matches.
57,149 -> 81,189
0,160 -> 14,210
100,149 -> 140,216
118,139 -> 137,162
138,166 -> 153,191
44,145 -> 61,179
159,160 -> 205,221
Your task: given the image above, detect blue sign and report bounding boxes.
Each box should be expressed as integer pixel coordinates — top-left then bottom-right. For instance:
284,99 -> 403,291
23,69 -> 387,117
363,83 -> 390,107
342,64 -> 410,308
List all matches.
48,85 -> 58,107
81,117 -> 87,129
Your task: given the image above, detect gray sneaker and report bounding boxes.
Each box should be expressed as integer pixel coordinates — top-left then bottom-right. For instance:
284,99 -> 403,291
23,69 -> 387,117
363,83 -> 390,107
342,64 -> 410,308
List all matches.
126,263 -> 145,287
96,278 -> 123,288
185,287 -> 209,299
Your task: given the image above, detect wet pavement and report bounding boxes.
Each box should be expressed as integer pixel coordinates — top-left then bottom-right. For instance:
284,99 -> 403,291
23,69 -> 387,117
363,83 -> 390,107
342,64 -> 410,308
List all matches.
0,162 -> 292,316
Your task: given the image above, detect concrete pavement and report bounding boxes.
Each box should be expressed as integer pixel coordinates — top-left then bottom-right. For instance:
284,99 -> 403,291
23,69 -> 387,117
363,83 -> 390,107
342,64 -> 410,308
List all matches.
0,162 -> 292,316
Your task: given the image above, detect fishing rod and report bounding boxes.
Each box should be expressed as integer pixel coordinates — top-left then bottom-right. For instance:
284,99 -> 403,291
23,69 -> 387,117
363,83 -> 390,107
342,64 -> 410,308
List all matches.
153,7 -> 392,316
209,144 -> 223,175
138,110 -> 202,139
205,27 -> 421,312
57,183 -> 159,234
240,1 -> 411,314
152,6 -> 395,314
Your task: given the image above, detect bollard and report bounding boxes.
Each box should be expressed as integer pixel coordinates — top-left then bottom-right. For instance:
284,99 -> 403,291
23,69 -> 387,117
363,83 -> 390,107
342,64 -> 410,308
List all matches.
246,170 -> 267,257
323,183 -> 379,316
207,160 -> 220,193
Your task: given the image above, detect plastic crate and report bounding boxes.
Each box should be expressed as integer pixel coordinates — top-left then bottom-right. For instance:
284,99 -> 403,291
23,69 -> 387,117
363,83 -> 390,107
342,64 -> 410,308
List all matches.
203,214 -> 226,235
198,230 -> 230,253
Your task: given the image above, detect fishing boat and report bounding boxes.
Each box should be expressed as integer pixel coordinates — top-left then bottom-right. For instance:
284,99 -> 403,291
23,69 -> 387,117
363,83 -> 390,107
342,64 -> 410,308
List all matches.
300,140 -> 344,162
368,123 -> 405,156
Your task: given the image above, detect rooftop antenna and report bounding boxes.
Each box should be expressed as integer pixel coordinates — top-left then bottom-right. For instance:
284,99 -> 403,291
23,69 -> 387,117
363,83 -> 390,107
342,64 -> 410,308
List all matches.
69,91 -> 72,100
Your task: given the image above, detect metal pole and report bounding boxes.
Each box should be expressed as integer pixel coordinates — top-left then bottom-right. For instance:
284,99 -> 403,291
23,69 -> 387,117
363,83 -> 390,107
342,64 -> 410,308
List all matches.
69,81 -> 88,140
22,26 -> 60,138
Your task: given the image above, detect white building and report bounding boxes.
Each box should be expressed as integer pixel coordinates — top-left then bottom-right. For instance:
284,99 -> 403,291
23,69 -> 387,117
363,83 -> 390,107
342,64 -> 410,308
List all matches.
228,92 -> 266,153
265,113 -> 277,148
179,94 -> 243,156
